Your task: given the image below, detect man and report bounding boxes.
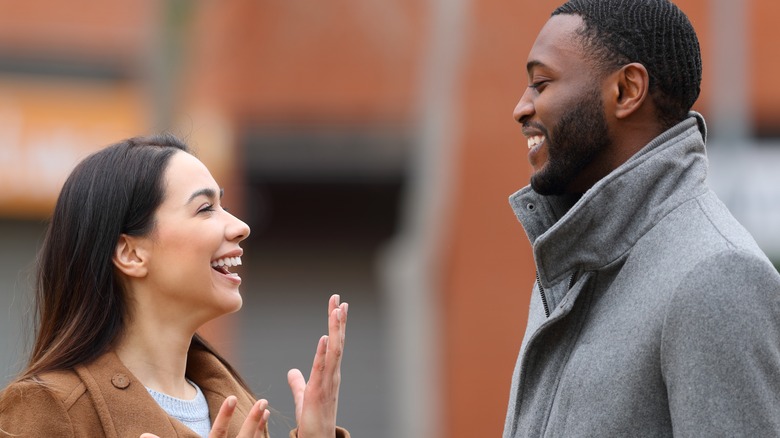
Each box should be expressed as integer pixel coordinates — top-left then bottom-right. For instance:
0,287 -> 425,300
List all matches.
504,0 -> 780,436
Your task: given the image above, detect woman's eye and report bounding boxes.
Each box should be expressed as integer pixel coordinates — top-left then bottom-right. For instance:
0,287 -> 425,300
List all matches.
198,204 -> 215,214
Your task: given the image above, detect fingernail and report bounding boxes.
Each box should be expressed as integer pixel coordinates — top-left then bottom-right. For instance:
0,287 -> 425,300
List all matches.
228,396 -> 237,408
335,294 -> 340,305
344,302 -> 349,316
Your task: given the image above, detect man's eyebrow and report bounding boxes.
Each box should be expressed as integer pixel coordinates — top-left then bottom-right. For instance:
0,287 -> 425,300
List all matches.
186,187 -> 224,204
527,60 -> 548,74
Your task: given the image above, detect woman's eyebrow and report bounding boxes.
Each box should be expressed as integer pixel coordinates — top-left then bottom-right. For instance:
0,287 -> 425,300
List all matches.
186,187 -> 224,205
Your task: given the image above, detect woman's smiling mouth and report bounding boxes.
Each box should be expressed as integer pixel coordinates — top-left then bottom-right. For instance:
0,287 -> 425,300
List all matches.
211,256 -> 242,280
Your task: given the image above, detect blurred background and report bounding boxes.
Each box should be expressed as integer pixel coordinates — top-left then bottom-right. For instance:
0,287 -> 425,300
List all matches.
0,0 -> 778,437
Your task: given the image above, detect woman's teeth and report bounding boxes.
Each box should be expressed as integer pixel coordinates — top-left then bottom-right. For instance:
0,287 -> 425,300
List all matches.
527,135 -> 545,149
211,256 -> 242,268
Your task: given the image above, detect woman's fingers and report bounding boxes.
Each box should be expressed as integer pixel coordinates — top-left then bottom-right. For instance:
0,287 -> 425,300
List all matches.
329,304 -> 347,355
209,396 -> 238,438
337,301 -> 348,342
236,399 -> 270,438
317,298 -> 347,392
326,303 -> 348,379
340,302 -> 348,345
326,303 -> 347,420
208,396 -> 270,438
288,367 -> 306,422
291,334 -> 328,418
321,295 -> 347,380
328,294 -> 339,317
255,409 -> 270,438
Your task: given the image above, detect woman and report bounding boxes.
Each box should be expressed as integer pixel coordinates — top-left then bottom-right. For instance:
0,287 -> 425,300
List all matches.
0,134 -> 349,437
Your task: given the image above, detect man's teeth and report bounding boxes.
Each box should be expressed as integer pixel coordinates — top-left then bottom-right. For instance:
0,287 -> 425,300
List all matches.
527,135 -> 545,149
211,256 -> 242,268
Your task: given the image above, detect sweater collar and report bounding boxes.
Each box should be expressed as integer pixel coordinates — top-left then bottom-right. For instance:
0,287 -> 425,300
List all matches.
509,113 -> 709,289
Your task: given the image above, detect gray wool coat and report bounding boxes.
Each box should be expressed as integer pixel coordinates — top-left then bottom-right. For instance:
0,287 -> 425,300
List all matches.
503,113 -> 780,437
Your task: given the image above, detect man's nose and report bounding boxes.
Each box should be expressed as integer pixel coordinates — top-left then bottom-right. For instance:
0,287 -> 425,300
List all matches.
513,88 -> 534,124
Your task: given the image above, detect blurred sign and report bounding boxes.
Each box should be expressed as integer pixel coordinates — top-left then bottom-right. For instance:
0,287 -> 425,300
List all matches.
0,75 -> 146,218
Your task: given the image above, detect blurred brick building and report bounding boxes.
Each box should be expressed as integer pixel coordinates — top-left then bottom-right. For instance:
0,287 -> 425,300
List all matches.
0,1 -> 779,437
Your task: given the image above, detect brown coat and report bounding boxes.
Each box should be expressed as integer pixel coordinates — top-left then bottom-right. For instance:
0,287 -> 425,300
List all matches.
0,348 -> 349,438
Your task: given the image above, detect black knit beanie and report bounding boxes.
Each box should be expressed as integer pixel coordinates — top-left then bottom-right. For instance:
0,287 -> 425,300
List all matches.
553,0 -> 702,128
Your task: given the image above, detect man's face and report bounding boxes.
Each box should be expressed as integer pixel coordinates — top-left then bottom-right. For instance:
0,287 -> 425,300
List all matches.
514,14 -> 613,196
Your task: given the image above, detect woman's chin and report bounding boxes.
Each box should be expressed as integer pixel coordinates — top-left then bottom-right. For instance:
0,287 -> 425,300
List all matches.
218,292 -> 243,315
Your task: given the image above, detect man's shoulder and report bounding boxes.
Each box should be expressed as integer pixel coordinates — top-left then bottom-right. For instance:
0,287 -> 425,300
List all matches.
623,189 -> 776,297
654,191 -> 779,294
694,191 -> 764,249
642,190 -> 767,261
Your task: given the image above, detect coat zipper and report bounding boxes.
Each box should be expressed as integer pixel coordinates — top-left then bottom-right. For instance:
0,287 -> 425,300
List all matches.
536,271 -> 551,318
536,271 -> 577,318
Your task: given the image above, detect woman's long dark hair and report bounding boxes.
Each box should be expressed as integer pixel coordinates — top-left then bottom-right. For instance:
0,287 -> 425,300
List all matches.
14,134 -> 250,393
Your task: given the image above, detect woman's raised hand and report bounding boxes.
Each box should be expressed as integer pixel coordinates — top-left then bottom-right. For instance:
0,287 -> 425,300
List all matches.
141,294 -> 347,438
287,294 -> 348,438
139,396 -> 269,438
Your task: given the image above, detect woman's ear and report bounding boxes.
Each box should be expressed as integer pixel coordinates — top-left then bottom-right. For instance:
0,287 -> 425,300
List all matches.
113,234 -> 148,278
613,62 -> 650,119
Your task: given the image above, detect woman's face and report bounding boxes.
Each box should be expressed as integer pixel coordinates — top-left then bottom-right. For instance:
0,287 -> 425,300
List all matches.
140,151 -> 250,325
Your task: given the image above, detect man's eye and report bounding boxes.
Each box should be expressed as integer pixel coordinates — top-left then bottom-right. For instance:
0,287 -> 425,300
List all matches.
198,204 -> 215,213
529,81 -> 548,91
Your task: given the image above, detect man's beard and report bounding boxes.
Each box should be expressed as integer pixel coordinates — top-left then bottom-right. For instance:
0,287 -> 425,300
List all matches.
530,88 -> 611,196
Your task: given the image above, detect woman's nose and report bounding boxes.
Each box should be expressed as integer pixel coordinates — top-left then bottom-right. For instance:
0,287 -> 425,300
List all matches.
227,212 -> 251,242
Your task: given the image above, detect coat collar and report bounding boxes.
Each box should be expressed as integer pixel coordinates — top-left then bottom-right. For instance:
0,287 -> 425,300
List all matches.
509,113 -> 709,289
74,346 -> 255,437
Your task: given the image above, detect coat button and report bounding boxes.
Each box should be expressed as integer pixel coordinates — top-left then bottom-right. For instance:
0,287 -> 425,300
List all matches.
111,373 -> 130,389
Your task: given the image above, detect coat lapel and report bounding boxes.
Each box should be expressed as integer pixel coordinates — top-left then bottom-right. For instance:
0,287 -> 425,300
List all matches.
186,347 -> 259,437
75,351 -> 202,437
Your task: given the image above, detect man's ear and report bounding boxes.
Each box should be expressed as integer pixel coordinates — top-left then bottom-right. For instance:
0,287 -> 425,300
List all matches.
612,62 -> 650,119
113,234 -> 149,278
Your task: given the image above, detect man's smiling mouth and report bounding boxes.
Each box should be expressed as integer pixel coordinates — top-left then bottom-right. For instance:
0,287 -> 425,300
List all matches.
527,135 -> 545,149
